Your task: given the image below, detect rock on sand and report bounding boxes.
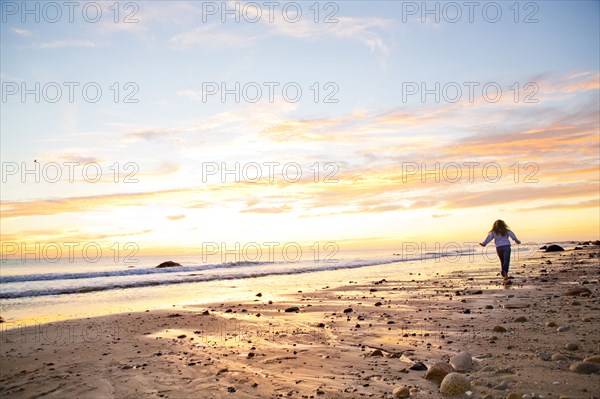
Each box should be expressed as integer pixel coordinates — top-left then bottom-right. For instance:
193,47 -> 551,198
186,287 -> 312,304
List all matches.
392,385 -> 410,398
569,361 -> 600,374
449,351 -> 473,372
440,372 -> 470,395
424,362 -> 454,382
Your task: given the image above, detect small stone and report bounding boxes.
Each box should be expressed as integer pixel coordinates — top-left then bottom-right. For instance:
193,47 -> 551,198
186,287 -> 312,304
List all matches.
409,361 -> 427,371
392,385 -> 410,398
440,372 -> 471,395
285,307 -> 300,313
424,362 -> 454,382
569,361 -> 600,374
537,351 -> 551,361
256,292 -> 262,297
565,342 -> 578,351
493,325 -> 507,332
374,301 -> 383,307
584,355 -> 600,363
449,351 -> 473,372
514,316 -> 528,322
545,321 -> 557,327
551,353 -> 568,361
494,382 -> 510,391
369,349 -> 384,357
556,325 -> 570,332
316,388 -> 325,395
485,305 -> 494,309
480,365 -> 495,372
563,287 -> 591,296
227,386 -> 236,393
506,393 -> 522,399
343,308 -> 353,313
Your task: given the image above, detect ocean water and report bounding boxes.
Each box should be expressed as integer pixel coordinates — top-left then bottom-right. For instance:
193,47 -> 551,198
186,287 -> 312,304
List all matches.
0,244 -> 541,324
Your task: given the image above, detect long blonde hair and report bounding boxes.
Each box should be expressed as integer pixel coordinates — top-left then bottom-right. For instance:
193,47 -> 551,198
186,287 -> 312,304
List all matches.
490,219 -> 509,236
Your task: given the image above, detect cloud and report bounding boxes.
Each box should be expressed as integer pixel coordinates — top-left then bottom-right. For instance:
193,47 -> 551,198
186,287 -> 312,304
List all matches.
241,204 -> 292,213
10,27 -> 32,37
0,188 -> 193,219
269,16 -> 392,58
515,199 -> 599,212
169,4 -> 393,61
169,24 -> 256,48
37,40 -> 97,49
176,89 -> 203,100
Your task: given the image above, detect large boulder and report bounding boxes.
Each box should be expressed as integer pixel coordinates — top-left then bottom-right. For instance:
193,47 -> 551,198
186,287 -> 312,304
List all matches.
424,362 -> 454,382
449,351 -> 473,372
156,261 -> 182,268
440,372 -> 470,395
545,244 -> 564,252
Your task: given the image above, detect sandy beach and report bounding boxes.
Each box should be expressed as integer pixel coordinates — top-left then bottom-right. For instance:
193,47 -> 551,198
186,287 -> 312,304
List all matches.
1,244 -> 599,399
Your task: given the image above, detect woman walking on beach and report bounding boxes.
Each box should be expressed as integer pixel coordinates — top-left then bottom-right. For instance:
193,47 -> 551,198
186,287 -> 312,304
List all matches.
480,220 -> 521,280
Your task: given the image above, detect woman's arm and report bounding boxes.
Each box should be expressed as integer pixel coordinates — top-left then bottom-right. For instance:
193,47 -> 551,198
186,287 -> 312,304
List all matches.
508,230 -> 521,244
480,232 -> 494,247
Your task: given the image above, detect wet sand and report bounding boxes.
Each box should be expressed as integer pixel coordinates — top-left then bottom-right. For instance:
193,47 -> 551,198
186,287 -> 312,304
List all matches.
1,245 -> 599,398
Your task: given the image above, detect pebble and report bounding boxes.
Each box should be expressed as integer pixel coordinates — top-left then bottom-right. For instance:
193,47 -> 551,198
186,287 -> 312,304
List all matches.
556,325 -> 570,332
514,316 -> 528,322
493,325 -> 508,332
545,321 -> 557,327
424,362 -> 454,382
449,351 -> 473,372
485,305 -> 494,309
537,351 -> 551,361
563,287 -> 591,296
494,382 -> 510,391
506,393 -> 522,399
343,308 -> 353,313
392,385 -> 410,398
569,361 -> 600,374
409,361 -> 427,371
440,372 -> 471,395
565,342 -> 578,351
584,355 -> 600,363
551,353 -> 568,361
369,349 -> 384,357
285,307 -> 300,313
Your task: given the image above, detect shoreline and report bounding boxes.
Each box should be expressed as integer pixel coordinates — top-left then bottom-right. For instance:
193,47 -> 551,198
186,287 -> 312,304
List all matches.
1,245 -> 599,398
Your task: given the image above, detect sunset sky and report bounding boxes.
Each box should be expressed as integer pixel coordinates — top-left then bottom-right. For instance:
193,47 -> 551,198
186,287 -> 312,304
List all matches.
1,1 -> 599,257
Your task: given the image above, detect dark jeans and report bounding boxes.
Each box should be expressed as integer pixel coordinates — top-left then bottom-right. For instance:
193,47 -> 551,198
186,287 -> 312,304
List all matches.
496,245 -> 511,276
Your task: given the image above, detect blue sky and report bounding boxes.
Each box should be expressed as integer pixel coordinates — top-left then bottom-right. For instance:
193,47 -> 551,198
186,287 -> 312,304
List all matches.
1,1 -> 599,253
